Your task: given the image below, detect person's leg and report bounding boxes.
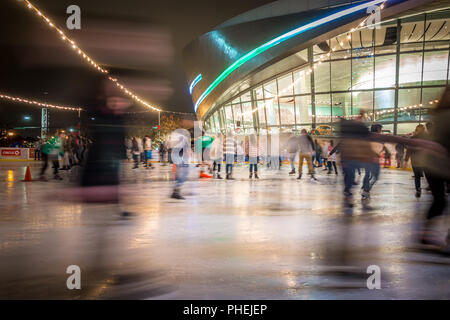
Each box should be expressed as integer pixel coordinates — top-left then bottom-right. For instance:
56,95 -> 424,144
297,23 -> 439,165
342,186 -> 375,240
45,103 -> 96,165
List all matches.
306,154 -> 314,175
133,154 -> 138,168
418,173 -> 447,244
426,174 -> 446,221
172,164 -> 188,199
289,153 -> 295,171
40,153 -> 48,176
332,162 -> 337,174
53,159 -> 60,176
412,166 -> 423,196
362,163 -> 371,192
322,158 -> 328,170
368,163 -> 380,192
343,161 -> 356,194
298,153 -> 305,175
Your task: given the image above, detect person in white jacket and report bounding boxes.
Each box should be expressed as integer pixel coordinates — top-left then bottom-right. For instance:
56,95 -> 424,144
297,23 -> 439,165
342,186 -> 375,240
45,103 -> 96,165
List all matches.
249,134 -> 259,179
210,133 -> 224,179
236,140 -> 245,165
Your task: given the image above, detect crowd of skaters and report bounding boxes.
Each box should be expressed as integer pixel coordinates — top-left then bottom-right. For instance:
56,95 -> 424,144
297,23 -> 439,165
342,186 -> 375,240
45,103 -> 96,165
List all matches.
35,132 -> 90,181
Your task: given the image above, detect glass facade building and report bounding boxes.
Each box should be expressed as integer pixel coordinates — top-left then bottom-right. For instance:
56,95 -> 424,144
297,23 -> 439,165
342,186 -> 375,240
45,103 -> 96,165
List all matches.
203,8 -> 450,135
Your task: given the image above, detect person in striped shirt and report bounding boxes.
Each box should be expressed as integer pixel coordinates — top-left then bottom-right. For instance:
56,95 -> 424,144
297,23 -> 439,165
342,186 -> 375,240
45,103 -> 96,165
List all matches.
225,132 -> 236,180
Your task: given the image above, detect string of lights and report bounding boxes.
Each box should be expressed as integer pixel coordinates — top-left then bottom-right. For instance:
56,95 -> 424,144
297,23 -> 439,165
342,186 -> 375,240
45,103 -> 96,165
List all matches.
22,0 -> 162,112
0,91 -> 196,116
0,93 -> 82,111
127,109 -> 196,116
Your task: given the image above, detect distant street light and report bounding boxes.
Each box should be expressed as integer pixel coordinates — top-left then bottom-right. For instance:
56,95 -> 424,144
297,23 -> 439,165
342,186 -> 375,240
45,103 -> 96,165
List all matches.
23,115 -> 31,121
8,132 -> 14,136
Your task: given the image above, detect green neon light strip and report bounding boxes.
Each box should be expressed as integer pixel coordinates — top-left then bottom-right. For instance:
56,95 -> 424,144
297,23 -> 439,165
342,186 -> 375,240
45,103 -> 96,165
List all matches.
194,0 -> 385,111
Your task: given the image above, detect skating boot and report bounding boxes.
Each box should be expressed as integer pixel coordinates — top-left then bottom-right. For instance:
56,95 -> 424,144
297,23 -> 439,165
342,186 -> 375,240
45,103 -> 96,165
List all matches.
171,188 -> 185,200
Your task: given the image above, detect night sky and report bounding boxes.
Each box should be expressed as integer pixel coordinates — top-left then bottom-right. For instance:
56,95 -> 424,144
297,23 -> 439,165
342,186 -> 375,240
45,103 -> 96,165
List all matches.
0,0 -> 275,135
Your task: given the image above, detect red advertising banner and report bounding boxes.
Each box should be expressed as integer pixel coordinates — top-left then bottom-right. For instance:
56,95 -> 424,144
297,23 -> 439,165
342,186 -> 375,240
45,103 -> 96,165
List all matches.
0,148 -> 29,160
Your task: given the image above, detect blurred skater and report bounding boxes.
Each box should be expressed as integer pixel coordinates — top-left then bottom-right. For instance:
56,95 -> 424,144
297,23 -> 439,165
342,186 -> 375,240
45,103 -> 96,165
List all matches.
249,134 -> 259,179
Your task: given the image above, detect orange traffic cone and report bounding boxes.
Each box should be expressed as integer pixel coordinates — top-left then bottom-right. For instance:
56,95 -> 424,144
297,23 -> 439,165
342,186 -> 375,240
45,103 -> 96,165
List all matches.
199,171 -> 212,178
22,166 -> 33,182
172,163 -> 176,173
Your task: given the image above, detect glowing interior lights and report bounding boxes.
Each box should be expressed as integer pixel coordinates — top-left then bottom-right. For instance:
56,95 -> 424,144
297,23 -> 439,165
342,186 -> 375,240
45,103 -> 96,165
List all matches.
194,0 -> 386,111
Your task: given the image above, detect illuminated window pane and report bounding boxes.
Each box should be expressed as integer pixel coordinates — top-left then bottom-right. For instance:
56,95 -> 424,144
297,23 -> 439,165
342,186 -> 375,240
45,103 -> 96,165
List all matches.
424,11 -> 450,50
265,100 -> 280,126
295,95 -> 312,124
213,112 -> 221,132
241,91 -> 252,102
257,101 -> 266,126
330,36 -> 351,59
397,123 -> 420,135
293,69 -> 311,94
314,62 -> 330,93
422,50 -> 449,85
375,55 -> 396,88
314,93 -> 331,123
421,87 -> 446,121
352,56 -> 374,90
253,86 -> 263,100
224,105 -> 234,130
263,80 -> 277,98
279,97 -> 295,125
242,102 -> 253,127
277,74 -> 293,97
399,52 -> 423,87
233,104 -> 242,128
332,93 -> 351,121
331,59 -> 351,91
352,91 -> 373,118
400,15 -> 425,45
375,22 -> 397,54
374,89 -> 395,122
398,88 -> 420,121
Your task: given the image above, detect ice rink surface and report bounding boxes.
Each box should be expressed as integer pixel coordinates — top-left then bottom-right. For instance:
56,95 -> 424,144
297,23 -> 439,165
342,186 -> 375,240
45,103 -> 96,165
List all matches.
0,161 -> 449,299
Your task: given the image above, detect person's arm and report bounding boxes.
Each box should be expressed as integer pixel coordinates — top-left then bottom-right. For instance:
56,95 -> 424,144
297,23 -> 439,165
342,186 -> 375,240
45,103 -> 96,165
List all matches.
369,133 -> 447,157
329,143 -> 340,156
307,135 -> 314,151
